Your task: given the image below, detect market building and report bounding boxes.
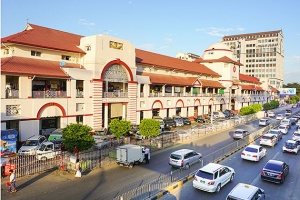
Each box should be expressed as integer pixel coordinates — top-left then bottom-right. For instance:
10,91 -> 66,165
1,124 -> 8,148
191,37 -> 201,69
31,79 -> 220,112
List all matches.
1,24 -> 278,142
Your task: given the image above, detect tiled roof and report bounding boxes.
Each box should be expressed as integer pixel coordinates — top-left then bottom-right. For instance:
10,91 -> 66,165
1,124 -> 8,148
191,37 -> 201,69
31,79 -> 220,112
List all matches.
1,56 -> 83,78
222,30 -> 282,39
239,73 -> 261,84
240,84 -> 264,91
136,49 -> 221,77
200,79 -> 225,88
1,24 -> 85,54
140,72 -> 224,88
270,87 -> 279,93
140,72 -> 196,86
194,56 -> 243,66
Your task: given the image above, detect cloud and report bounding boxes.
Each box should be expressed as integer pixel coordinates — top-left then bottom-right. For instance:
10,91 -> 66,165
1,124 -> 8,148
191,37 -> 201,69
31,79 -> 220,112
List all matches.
128,1 -> 133,3
164,37 -> 174,43
196,26 -> 244,37
78,19 -> 95,27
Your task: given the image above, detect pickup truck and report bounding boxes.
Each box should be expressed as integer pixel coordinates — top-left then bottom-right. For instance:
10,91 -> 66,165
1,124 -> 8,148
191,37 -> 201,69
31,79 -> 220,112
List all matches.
36,141 -> 61,160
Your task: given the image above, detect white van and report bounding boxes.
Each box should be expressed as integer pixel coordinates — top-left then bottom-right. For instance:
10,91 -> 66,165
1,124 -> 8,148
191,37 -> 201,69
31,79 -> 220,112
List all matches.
226,183 -> 265,200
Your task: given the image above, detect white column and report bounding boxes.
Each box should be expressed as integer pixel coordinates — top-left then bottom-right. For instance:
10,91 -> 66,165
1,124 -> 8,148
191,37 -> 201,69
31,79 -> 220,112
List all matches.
171,86 -> 174,96
104,103 -> 109,129
162,85 -> 165,96
122,102 -> 126,119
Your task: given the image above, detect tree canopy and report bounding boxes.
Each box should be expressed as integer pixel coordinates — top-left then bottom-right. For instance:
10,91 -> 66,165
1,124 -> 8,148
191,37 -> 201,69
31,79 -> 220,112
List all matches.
109,119 -> 131,139
139,118 -> 160,138
62,123 -> 94,153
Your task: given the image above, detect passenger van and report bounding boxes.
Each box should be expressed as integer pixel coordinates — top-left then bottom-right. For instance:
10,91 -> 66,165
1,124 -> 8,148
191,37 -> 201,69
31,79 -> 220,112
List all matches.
226,183 -> 265,200
168,149 -> 202,169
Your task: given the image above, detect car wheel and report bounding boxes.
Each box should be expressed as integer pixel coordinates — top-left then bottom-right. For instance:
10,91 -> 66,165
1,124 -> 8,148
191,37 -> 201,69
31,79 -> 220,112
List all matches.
215,184 -> 221,193
230,174 -> 234,182
128,163 -> 134,169
185,163 -> 190,170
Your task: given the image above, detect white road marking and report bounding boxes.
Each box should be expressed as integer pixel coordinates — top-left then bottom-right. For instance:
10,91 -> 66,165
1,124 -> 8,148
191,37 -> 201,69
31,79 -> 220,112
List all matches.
250,151 -> 280,185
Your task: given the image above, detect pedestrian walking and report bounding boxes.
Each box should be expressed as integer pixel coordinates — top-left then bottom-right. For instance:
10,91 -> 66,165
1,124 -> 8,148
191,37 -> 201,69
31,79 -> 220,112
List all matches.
8,169 -> 17,193
144,148 -> 150,164
75,159 -> 81,178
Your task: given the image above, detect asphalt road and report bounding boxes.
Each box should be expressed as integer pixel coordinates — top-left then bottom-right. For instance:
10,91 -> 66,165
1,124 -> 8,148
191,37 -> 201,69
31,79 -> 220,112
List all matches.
1,106 -> 298,200
159,110 -> 300,200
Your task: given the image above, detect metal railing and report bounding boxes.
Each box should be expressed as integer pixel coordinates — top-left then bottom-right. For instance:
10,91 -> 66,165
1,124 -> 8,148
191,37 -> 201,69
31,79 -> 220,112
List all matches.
32,91 -> 67,98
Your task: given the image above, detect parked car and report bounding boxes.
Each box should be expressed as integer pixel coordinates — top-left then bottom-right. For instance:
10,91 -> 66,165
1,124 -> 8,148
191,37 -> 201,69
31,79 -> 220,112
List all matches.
292,131 -> 300,141
173,116 -> 184,127
18,135 -> 47,156
259,119 -> 270,126
193,163 -> 235,193
260,134 -> 278,147
283,140 -> 300,154
233,129 -> 250,140
212,111 -> 225,119
224,109 -> 235,117
168,149 -> 202,169
268,111 -> 275,118
261,160 -> 289,184
241,144 -> 267,162
278,125 -> 289,135
182,117 -> 191,125
129,124 -> 139,135
267,129 -> 282,141
276,114 -> 284,120
163,118 -> 176,129
226,183 -> 265,200
194,115 -> 205,123
223,112 -> 230,119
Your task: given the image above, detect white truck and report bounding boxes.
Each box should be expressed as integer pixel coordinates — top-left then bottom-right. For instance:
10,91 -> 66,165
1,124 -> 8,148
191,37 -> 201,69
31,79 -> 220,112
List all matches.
36,141 -> 61,160
116,144 -> 146,168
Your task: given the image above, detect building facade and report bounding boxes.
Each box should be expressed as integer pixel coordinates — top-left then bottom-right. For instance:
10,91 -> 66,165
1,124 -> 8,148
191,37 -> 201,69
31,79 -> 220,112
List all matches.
221,30 -> 284,89
1,24 -> 277,142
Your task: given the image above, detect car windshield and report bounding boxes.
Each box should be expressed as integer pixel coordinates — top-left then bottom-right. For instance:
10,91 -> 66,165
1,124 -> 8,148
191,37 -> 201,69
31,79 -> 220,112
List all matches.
260,119 -> 266,122
279,126 -> 286,129
38,144 -> 47,151
265,162 -> 282,172
244,147 -> 258,153
170,154 -> 181,160
262,135 -> 271,139
294,133 -> 300,136
270,130 -> 278,134
235,131 -> 243,134
165,119 -> 174,122
24,140 -> 38,146
196,170 -> 214,180
285,142 -> 296,148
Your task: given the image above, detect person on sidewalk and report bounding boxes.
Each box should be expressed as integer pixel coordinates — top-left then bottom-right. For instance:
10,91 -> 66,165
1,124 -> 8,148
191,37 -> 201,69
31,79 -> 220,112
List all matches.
9,169 -> 17,193
75,159 -> 81,178
144,148 -> 150,164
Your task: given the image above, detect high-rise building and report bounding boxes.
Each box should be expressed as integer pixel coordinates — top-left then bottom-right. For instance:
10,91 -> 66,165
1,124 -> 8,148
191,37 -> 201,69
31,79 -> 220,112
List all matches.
221,30 -> 284,89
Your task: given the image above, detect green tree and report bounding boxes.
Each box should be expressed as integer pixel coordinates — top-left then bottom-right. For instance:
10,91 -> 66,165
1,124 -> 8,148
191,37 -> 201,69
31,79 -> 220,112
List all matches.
269,100 -> 279,109
109,119 -> 131,139
62,123 -> 94,153
139,118 -> 160,138
263,103 -> 271,110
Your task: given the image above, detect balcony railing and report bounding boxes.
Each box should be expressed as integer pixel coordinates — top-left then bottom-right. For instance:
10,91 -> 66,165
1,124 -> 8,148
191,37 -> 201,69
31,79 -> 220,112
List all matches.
6,90 -> 19,99
103,92 -> 128,98
32,91 -> 67,98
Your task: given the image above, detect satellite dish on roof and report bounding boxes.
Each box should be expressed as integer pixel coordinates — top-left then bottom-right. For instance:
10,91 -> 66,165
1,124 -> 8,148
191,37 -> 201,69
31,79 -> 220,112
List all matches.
60,61 -> 66,66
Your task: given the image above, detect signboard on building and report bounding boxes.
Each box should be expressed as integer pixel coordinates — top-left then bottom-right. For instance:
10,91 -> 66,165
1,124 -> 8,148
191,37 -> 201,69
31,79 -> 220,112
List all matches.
279,88 -> 296,97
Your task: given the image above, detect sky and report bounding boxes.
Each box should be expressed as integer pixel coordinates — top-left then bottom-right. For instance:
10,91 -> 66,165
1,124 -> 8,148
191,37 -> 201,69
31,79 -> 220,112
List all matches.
1,0 -> 300,84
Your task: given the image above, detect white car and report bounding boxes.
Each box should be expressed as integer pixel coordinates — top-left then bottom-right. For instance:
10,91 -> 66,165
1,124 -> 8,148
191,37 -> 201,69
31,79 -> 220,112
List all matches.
278,125 -> 289,135
193,163 -> 235,193
241,144 -> 267,162
296,121 -> 300,127
292,131 -> 300,141
260,134 -> 278,147
268,111 -> 275,118
283,140 -> 300,154
276,114 -> 284,120
259,119 -> 270,126
233,129 -> 249,140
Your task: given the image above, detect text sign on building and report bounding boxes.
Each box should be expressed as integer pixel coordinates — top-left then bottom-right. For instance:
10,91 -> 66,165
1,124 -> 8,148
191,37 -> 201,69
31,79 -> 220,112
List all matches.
279,88 -> 296,97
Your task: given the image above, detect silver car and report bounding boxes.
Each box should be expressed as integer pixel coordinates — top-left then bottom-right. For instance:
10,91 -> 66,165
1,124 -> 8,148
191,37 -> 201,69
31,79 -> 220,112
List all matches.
169,149 -> 202,169
233,129 -> 249,140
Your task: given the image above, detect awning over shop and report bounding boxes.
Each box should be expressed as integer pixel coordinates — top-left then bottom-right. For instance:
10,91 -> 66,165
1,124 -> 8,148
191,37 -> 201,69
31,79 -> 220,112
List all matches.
200,79 -> 225,88
140,72 -> 196,86
240,84 -> 264,91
